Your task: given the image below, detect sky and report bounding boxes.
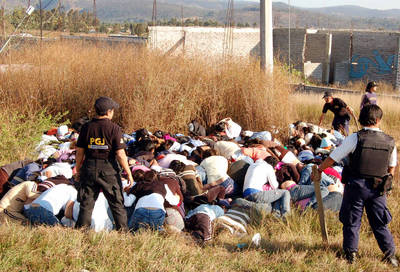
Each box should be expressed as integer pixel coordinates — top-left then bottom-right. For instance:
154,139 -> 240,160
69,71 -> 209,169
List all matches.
246,0 -> 400,10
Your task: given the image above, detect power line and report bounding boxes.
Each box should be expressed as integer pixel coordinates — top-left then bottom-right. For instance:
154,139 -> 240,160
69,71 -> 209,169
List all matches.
151,0 -> 157,48
223,0 -> 234,59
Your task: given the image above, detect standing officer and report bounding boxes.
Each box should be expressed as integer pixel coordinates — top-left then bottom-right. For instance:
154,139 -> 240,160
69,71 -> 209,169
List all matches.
75,97 -> 133,231
317,104 -> 398,266
318,91 -> 356,136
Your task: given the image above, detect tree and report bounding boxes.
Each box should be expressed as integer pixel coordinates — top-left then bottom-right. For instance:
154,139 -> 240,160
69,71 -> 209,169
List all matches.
134,23 -> 146,36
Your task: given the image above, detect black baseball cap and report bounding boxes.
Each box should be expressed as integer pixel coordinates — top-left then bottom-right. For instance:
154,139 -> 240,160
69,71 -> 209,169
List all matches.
322,91 -> 333,99
94,96 -> 120,115
366,81 -> 378,90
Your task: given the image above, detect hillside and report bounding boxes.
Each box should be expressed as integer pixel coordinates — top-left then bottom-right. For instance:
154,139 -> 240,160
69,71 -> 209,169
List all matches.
5,0 -> 400,30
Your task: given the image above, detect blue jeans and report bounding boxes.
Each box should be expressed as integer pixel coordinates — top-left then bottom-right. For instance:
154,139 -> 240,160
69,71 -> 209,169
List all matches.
299,164 -> 335,187
232,198 -> 272,214
312,191 -> 343,212
23,206 -> 60,226
128,208 -> 166,231
290,185 -> 329,207
246,189 -> 291,217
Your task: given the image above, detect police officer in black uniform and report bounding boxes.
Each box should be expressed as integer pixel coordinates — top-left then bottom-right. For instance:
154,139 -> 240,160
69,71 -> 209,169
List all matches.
318,91 -> 356,136
318,104 -> 398,266
75,97 -> 133,231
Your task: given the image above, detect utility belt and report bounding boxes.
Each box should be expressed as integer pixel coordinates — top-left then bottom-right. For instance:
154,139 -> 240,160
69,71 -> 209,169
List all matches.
342,166 -> 393,196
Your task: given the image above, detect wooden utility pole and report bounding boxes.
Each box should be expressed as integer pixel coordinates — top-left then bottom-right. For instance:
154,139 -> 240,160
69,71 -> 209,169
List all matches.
39,0 -> 43,40
93,0 -> 97,27
260,0 -> 273,73
1,5 -> 4,41
396,37 -> 400,91
151,0 -> 157,48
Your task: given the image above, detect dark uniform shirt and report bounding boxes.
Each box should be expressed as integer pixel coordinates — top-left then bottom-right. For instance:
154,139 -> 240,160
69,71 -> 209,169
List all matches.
77,118 -> 125,161
322,98 -> 350,120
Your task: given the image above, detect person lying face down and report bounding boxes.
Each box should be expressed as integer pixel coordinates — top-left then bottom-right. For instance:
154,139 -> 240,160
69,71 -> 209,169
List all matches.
23,184 -> 77,226
169,160 -> 226,210
0,181 -> 42,225
128,170 -> 180,232
242,157 -> 291,218
200,149 -> 238,198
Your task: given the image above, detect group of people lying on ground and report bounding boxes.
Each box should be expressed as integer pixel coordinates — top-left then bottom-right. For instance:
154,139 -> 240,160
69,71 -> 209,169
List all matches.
0,117 -> 346,242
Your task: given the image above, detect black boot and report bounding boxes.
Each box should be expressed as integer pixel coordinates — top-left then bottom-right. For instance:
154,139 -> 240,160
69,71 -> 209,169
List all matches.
344,250 -> 358,264
382,253 -> 399,267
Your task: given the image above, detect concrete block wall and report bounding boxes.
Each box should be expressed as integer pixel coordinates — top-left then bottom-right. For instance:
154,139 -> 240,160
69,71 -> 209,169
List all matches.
273,28 -> 307,71
150,26 -> 260,58
350,31 -> 400,84
149,27 -> 400,86
304,33 -> 329,63
304,62 -> 323,82
334,62 -> 350,84
150,27 -> 307,70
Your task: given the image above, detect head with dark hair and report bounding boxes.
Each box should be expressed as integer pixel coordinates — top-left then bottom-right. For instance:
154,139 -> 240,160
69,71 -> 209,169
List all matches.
72,117 -> 90,133
94,97 -> 119,116
153,130 -> 165,139
358,104 -> 383,127
243,138 -> 261,147
203,149 -> 217,159
144,170 -> 158,183
169,160 -> 186,174
214,122 -> 226,133
135,128 -> 150,142
365,81 -> 378,93
133,169 -> 146,183
136,139 -> 156,153
265,156 -> 279,168
309,135 -> 322,151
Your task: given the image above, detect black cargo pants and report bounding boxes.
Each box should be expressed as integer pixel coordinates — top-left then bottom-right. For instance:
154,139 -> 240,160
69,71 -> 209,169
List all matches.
75,159 -> 128,231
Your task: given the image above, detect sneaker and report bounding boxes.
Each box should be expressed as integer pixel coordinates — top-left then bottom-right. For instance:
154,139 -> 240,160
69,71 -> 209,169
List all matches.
382,254 -> 399,267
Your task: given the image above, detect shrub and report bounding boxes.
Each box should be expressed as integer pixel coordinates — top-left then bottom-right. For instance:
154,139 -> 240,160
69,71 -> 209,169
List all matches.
0,110 -> 67,165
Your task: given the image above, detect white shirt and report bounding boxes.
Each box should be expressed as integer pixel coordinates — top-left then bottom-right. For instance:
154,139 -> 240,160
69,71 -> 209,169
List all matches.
221,118 -> 241,139
72,193 -> 114,232
243,159 -> 278,191
41,162 -> 73,179
158,153 -> 196,168
330,128 -> 397,167
214,141 -> 241,160
31,184 -> 77,214
200,156 -> 229,183
135,184 -> 180,212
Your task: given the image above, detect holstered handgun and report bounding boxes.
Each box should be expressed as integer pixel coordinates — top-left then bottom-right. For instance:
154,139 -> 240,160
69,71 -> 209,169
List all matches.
373,174 -> 393,196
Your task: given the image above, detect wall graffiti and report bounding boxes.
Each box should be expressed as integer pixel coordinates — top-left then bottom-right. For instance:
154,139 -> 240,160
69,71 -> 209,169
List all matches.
350,50 -> 397,79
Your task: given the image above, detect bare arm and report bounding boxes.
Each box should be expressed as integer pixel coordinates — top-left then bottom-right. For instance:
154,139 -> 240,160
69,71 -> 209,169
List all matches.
75,147 -> 85,180
116,149 -> 134,191
203,177 -> 224,190
318,113 -> 325,127
388,167 -> 395,176
318,157 -> 336,173
346,106 -> 357,120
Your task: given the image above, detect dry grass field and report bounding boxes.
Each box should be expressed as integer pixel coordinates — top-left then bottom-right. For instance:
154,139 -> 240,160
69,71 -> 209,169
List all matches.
1,42 -> 400,272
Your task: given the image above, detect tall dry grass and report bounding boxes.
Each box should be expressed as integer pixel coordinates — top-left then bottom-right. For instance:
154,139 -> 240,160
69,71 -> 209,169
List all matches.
291,92 -> 400,142
0,41 -> 292,137
1,43 -> 400,271
337,80 -> 397,94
